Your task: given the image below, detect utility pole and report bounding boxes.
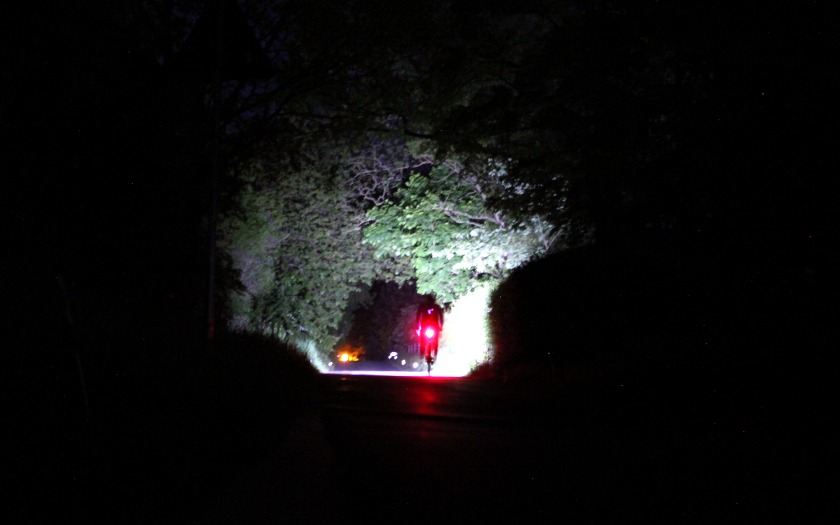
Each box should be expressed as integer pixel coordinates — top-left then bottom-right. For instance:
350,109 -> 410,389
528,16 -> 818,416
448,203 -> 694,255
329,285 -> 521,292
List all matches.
56,275 -> 90,423
170,0 -> 274,347
207,0 -> 223,344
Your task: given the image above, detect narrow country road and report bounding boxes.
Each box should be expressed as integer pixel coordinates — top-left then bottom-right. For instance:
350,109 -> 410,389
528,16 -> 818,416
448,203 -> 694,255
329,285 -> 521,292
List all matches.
182,370 -> 809,524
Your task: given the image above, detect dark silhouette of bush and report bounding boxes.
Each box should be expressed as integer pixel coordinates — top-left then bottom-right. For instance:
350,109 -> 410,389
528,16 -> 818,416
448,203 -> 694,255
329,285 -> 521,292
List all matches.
8,293 -> 321,523
489,236 -> 828,386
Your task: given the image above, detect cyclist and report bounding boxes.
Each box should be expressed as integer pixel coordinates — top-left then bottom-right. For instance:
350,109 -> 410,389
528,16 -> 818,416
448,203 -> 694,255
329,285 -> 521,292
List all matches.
415,295 -> 444,365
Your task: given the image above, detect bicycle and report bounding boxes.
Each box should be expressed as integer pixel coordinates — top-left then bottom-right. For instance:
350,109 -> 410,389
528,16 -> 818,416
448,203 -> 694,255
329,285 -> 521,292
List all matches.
419,325 -> 439,376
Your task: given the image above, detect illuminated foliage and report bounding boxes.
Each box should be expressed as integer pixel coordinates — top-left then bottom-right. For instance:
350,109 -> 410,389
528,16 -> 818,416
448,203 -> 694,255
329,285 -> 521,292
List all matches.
363,163 -> 556,304
221,147 -> 554,355
219,147 -> 410,350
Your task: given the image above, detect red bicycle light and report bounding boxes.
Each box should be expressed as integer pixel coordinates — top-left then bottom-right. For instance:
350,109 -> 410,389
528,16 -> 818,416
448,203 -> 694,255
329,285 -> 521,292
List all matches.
424,327 -> 436,339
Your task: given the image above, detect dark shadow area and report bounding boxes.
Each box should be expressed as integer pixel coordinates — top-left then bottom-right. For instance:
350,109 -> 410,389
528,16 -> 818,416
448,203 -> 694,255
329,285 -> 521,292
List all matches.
341,280 -> 422,360
488,235 -> 830,390
6,315 -> 319,523
482,235 -> 831,521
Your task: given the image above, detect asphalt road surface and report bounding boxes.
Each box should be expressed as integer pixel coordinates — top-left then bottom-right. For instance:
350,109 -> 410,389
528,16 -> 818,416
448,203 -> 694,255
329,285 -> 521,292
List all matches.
179,367 -> 816,524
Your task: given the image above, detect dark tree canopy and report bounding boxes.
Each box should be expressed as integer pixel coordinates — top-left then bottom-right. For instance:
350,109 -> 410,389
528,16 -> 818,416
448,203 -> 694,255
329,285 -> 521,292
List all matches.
219,0 -> 837,247
4,0 -> 834,361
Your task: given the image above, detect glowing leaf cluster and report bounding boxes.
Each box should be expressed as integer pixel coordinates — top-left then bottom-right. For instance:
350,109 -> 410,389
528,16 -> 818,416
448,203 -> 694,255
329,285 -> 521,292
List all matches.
363,165 -> 554,305
220,154 -> 405,350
